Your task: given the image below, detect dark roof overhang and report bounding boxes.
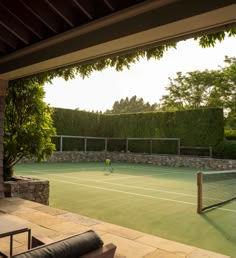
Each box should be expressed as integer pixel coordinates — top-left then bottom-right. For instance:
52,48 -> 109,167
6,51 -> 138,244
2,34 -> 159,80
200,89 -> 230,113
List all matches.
0,0 -> 236,80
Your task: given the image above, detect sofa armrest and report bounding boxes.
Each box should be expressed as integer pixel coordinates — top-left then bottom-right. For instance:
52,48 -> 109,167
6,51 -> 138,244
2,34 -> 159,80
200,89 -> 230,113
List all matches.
13,230 -> 106,258
81,243 -> 116,258
31,235 -> 116,258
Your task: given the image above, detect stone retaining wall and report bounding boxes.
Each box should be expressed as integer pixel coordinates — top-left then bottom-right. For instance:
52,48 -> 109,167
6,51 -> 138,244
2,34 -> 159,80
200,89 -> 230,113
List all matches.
41,151 -> 236,170
4,176 -> 49,205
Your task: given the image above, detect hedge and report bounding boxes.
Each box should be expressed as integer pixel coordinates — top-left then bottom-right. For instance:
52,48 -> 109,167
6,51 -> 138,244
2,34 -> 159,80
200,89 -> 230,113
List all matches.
174,108 -> 224,146
52,108 -> 224,152
213,140 -> 236,159
99,108 -> 223,146
53,108 -> 100,136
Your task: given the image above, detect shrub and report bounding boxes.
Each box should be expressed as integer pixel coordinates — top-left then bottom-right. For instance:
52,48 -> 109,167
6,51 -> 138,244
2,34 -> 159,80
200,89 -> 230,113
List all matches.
224,129 -> 236,140
213,140 -> 236,159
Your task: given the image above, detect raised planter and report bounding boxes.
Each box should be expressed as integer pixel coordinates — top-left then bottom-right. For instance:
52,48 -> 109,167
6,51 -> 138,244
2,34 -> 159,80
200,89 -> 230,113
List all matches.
4,176 -> 49,205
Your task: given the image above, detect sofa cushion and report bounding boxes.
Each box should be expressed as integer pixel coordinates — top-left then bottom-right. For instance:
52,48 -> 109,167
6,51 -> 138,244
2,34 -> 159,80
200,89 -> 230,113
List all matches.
13,230 -> 104,258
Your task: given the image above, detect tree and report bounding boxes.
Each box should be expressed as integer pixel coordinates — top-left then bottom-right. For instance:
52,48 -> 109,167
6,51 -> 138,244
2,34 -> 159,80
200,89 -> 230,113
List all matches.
105,96 -> 158,114
225,111 -> 236,129
3,79 -> 56,180
159,57 -> 236,116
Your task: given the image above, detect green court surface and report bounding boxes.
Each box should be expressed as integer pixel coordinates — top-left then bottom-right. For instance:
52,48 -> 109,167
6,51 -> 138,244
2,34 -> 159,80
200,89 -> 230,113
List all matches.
15,162 -> 236,257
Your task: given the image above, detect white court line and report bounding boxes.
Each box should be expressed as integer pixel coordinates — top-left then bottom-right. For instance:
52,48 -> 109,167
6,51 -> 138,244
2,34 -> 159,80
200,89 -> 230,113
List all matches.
26,168 -> 190,182
38,171 -> 231,202
98,171 -> 193,182
18,165 -> 195,177
30,170 -> 233,202
18,167 -> 104,173
116,165 -> 196,174
24,169 -> 194,184
31,170 -> 195,197
24,173 -> 197,206
99,174 -> 156,181
52,172 -> 197,198
25,171 -> 236,213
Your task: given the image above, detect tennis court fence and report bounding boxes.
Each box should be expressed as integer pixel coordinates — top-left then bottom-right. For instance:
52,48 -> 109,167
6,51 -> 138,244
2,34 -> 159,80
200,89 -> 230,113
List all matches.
52,135 -> 213,157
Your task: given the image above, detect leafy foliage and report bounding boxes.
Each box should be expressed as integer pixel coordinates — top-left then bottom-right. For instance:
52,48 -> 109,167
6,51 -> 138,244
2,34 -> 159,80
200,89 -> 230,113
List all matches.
4,79 -> 56,180
105,96 -> 158,114
224,129 -> 236,140
196,29 -> 236,48
213,140 -> 236,159
225,111 -> 236,129
159,57 -> 236,118
20,30 -> 236,82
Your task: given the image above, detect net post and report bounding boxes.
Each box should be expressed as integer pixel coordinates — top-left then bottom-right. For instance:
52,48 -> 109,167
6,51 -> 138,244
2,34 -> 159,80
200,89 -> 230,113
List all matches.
60,136 -> 63,152
197,172 -> 203,214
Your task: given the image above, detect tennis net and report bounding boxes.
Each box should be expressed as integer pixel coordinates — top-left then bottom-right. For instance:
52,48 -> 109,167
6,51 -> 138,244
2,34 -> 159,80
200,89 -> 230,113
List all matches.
197,170 -> 236,213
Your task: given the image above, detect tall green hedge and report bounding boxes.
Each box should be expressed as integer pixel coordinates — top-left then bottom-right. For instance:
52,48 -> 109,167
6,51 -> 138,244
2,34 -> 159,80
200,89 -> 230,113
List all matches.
174,109 -> 224,146
52,108 -> 224,148
53,108 -> 100,136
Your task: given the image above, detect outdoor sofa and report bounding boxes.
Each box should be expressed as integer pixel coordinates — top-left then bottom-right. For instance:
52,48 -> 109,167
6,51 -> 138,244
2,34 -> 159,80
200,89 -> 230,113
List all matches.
12,230 -> 116,258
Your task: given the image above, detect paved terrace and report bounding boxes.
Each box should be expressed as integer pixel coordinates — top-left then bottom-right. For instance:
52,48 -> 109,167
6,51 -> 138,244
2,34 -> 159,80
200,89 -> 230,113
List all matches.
0,198 -> 229,258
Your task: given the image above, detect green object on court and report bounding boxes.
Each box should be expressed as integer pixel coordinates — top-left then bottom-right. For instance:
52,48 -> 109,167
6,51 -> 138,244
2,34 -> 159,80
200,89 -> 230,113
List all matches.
15,162 -> 236,258
105,159 -> 111,165
105,159 -> 113,172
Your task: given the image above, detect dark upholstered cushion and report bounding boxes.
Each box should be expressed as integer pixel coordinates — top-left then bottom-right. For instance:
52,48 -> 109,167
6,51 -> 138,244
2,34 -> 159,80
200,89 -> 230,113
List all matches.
13,230 -> 103,258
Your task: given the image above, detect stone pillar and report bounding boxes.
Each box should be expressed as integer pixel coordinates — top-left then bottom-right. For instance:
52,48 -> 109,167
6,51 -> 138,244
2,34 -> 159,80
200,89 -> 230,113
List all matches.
0,79 -> 8,198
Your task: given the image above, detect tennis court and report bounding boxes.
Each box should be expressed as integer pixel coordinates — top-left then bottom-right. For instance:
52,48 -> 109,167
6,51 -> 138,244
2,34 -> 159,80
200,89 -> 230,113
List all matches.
15,162 -> 236,257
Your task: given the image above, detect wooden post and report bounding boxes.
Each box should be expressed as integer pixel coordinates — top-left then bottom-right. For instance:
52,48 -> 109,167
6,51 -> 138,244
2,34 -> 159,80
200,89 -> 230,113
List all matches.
0,79 -> 8,198
209,147 -> 212,158
105,138 -> 108,152
84,138 -> 87,152
197,172 -> 203,214
60,136 -> 63,152
150,138 -> 152,154
177,139 -> 180,155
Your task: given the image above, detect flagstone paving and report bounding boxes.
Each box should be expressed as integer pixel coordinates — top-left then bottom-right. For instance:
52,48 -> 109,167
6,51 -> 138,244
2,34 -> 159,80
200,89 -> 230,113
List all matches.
0,198 -> 230,258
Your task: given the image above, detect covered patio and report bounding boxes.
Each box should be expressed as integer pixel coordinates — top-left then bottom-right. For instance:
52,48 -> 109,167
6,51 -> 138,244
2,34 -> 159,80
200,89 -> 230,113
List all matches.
0,0 -> 236,257
0,198 -> 230,257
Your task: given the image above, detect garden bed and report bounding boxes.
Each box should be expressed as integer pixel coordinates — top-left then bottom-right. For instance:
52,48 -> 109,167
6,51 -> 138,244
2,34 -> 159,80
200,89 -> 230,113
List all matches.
4,176 -> 49,205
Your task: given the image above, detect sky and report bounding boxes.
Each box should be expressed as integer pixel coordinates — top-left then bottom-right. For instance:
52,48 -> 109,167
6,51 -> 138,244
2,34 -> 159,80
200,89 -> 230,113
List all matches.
44,37 -> 236,112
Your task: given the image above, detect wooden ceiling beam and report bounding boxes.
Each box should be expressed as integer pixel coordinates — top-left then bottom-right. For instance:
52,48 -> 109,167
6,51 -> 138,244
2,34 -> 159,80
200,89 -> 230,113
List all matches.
73,0 -> 93,20
104,0 -> 115,11
0,26 -> 19,50
0,35 -> 16,50
20,0 -> 60,34
0,1 -> 43,40
45,0 -> 75,27
0,4 -> 31,44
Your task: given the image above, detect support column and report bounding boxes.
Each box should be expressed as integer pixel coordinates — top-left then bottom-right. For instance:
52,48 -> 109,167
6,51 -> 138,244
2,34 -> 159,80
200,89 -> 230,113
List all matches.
0,79 -> 8,198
